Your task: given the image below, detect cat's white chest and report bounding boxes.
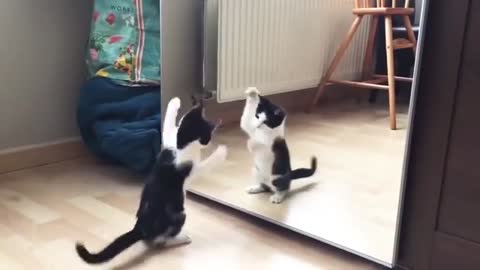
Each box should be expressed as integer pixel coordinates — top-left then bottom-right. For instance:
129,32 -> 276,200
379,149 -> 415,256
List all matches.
249,137 -> 274,178
176,143 -> 201,164
253,125 -> 282,146
176,142 -> 202,184
249,125 -> 284,178
253,147 -> 274,177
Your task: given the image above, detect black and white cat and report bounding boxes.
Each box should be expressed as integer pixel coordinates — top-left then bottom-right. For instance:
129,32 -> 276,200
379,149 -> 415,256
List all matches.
75,149 -> 194,264
240,87 -> 317,204
75,97 -> 227,264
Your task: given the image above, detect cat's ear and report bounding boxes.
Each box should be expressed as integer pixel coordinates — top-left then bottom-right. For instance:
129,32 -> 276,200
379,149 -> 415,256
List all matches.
191,95 -> 205,117
191,95 -> 198,106
191,94 -> 204,108
273,108 -> 285,117
177,161 -> 194,179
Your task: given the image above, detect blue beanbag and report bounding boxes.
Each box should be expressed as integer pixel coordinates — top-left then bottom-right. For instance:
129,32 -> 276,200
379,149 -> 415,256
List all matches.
77,77 -> 161,173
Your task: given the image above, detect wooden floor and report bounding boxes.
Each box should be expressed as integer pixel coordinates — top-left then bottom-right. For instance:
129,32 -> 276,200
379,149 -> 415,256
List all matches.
191,100 -> 409,264
0,157 -> 383,270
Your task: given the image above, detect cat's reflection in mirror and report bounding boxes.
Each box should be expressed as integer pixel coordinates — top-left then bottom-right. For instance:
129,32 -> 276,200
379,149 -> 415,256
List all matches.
240,87 -> 317,204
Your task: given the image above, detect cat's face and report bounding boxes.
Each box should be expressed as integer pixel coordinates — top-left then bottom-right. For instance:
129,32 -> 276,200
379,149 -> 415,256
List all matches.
176,104 -> 221,150
255,96 -> 286,129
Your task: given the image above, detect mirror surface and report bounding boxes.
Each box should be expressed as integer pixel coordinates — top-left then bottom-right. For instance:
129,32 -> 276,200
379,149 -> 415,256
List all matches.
190,0 -> 428,266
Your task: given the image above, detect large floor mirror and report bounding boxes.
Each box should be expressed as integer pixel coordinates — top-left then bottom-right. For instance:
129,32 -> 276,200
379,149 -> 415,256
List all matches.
185,0 -> 429,267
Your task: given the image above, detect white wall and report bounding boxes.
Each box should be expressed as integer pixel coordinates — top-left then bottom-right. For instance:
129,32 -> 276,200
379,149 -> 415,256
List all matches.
0,0 -> 93,150
415,0 -> 423,25
203,0 -> 218,93
160,0 -> 204,119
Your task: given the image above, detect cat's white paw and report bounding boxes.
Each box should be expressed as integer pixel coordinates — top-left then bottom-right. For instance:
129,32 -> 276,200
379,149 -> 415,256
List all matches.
246,185 -> 267,194
164,234 -> 192,247
168,97 -> 181,110
270,192 -> 287,204
174,234 -> 192,245
214,145 -> 228,161
245,87 -> 260,96
245,87 -> 260,99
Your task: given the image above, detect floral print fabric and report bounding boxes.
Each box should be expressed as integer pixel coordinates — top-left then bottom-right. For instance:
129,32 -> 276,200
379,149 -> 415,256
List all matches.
86,0 -> 161,84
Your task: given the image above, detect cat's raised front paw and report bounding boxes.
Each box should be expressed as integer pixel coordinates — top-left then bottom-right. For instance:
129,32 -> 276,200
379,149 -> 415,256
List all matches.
168,97 -> 181,110
245,87 -> 260,99
214,145 -> 228,161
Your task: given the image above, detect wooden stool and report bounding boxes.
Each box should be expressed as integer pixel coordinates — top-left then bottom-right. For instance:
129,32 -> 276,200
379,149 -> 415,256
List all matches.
308,0 -> 417,130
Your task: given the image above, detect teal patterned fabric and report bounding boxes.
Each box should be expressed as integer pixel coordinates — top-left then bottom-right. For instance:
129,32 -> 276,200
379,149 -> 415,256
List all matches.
86,0 -> 161,84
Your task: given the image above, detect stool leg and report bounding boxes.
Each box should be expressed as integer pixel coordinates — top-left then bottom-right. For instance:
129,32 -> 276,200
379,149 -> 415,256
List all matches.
385,15 -> 397,130
403,15 -> 417,55
363,16 -> 379,105
362,16 -> 379,79
308,16 -> 363,113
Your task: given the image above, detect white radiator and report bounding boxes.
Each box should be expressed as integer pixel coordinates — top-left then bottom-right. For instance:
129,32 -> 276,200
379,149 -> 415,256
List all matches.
206,0 -> 371,102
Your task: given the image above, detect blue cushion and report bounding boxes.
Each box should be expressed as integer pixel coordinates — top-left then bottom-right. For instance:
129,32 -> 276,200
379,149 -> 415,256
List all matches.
77,77 -> 161,173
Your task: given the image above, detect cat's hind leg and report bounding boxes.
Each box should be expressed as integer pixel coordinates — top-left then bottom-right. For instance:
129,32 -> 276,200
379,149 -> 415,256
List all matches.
146,234 -> 192,248
270,190 -> 288,204
246,167 -> 270,194
270,175 -> 289,203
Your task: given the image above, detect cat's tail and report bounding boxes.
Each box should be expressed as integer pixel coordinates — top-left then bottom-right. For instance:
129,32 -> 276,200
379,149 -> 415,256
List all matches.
272,157 -> 317,187
75,228 -> 142,264
290,157 -> 317,180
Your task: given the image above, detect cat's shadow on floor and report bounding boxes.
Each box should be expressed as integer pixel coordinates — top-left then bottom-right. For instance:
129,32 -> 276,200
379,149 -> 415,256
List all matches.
288,182 -> 318,199
110,244 -> 186,270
